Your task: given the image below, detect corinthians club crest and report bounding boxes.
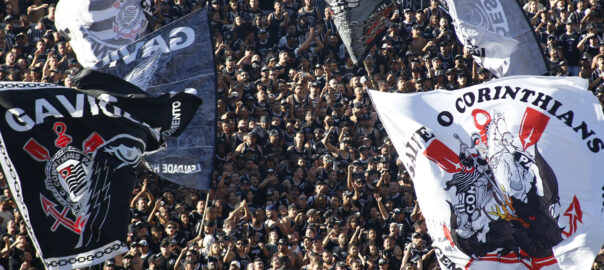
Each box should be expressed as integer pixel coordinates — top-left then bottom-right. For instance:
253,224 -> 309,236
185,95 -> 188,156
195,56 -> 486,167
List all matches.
424,107 -> 583,269
23,121 -> 145,248
112,0 -> 147,41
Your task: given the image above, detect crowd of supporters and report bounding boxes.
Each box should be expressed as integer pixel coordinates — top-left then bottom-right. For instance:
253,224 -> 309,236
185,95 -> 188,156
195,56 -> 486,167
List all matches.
0,0 -> 601,269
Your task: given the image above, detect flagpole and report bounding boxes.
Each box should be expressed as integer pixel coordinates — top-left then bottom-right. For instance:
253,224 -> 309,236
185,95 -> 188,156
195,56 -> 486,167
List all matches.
197,191 -> 211,238
363,59 -> 377,90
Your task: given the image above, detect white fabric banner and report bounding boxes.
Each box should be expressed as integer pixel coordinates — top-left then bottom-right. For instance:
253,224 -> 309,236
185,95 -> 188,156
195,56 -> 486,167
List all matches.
370,76 -> 604,270
444,0 -> 547,77
55,0 -> 148,68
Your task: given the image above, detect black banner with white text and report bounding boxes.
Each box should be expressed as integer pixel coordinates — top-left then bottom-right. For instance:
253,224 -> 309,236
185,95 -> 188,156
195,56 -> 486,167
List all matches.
0,75 -> 201,269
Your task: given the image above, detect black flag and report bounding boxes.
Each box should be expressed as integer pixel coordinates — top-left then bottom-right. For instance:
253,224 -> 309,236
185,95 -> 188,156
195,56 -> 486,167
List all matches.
0,73 -> 201,269
94,8 -> 217,190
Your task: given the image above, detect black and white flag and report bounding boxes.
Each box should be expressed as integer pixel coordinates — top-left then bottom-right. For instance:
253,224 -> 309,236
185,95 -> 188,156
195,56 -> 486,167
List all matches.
0,71 -> 201,269
94,9 -> 216,190
444,0 -> 547,77
325,0 -> 395,64
55,0 -> 150,67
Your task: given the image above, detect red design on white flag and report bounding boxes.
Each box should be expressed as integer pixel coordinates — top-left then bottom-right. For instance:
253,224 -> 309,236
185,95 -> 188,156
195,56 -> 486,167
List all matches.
370,76 -> 604,270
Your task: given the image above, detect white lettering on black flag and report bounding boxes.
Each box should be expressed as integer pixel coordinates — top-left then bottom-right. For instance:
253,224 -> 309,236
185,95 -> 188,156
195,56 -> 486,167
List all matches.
370,76 -> 604,269
55,0 -> 149,67
94,9 -> 216,190
444,0 -> 547,77
324,0 -> 395,64
0,78 -> 201,269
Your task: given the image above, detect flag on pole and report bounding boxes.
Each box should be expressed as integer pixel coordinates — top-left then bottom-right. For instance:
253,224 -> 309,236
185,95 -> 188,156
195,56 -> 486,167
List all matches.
370,76 -> 604,269
0,72 -> 201,269
94,8 -> 216,191
444,0 -> 547,77
55,0 -> 149,67
324,0 -> 395,64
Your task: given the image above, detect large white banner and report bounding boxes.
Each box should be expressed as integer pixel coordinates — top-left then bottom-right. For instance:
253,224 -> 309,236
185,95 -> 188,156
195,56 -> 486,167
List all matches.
370,76 -> 604,270
444,0 -> 547,77
55,0 -> 149,68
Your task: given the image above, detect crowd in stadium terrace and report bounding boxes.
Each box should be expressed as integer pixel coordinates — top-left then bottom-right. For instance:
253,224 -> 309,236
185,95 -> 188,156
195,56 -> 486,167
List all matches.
0,0 -> 601,269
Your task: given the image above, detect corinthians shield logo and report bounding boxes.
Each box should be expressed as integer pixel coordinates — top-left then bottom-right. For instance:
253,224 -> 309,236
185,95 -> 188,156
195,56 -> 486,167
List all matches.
112,0 -> 147,40
23,121 -> 145,248
45,146 -> 93,217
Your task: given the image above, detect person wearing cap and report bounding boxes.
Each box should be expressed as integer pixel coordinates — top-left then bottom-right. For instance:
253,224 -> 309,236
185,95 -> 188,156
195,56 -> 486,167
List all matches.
313,65 -> 327,86
264,128 -> 283,158
255,28 -> 273,57
377,257 -> 390,269
323,126 -> 355,168
137,239 -> 152,267
264,203 -> 285,233
441,67 -> 456,89
401,8 -> 415,33
432,68 -> 446,88
253,114 -> 271,144
233,130 -> 263,162
147,238 -> 178,270
455,71 -> 469,89
402,232 -> 432,269
474,67 -> 490,83
577,31 -> 600,60
129,240 -> 140,255
453,54 -> 466,72
437,40 -> 454,70
229,260 -> 241,270
413,77 -> 427,92
122,253 -> 137,270
256,64 -> 272,87
103,259 -> 116,270
174,246 -> 200,270
305,208 -> 321,225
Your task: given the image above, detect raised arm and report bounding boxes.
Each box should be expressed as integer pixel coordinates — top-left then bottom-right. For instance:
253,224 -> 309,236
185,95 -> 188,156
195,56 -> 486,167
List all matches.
373,193 -> 389,221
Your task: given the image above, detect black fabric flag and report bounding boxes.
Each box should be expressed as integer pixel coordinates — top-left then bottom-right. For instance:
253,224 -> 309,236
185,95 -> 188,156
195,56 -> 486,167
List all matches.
325,0 -> 395,64
94,8 -> 216,191
0,73 -> 201,269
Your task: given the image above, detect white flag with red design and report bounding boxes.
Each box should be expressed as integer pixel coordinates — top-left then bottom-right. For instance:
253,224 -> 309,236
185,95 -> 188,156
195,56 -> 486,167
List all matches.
369,76 -> 604,270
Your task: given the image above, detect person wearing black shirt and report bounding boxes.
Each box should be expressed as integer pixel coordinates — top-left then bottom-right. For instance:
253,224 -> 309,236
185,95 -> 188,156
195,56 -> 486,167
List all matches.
559,21 -> 580,75
147,239 -> 179,270
256,29 -> 274,58
547,47 -> 564,76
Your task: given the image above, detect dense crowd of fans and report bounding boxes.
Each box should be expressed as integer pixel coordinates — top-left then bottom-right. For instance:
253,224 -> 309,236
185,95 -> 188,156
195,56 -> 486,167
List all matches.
0,0 -> 601,269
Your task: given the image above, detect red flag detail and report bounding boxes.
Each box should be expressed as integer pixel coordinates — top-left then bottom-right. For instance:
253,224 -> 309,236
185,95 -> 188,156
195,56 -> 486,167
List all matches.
472,109 -> 491,145
443,225 -> 455,247
23,138 -> 50,161
83,132 -> 105,154
562,195 -> 583,237
53,122 -> 73,148
424,139 -> 462,173
519,107 -> 549,151
40,195 -> 86,234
